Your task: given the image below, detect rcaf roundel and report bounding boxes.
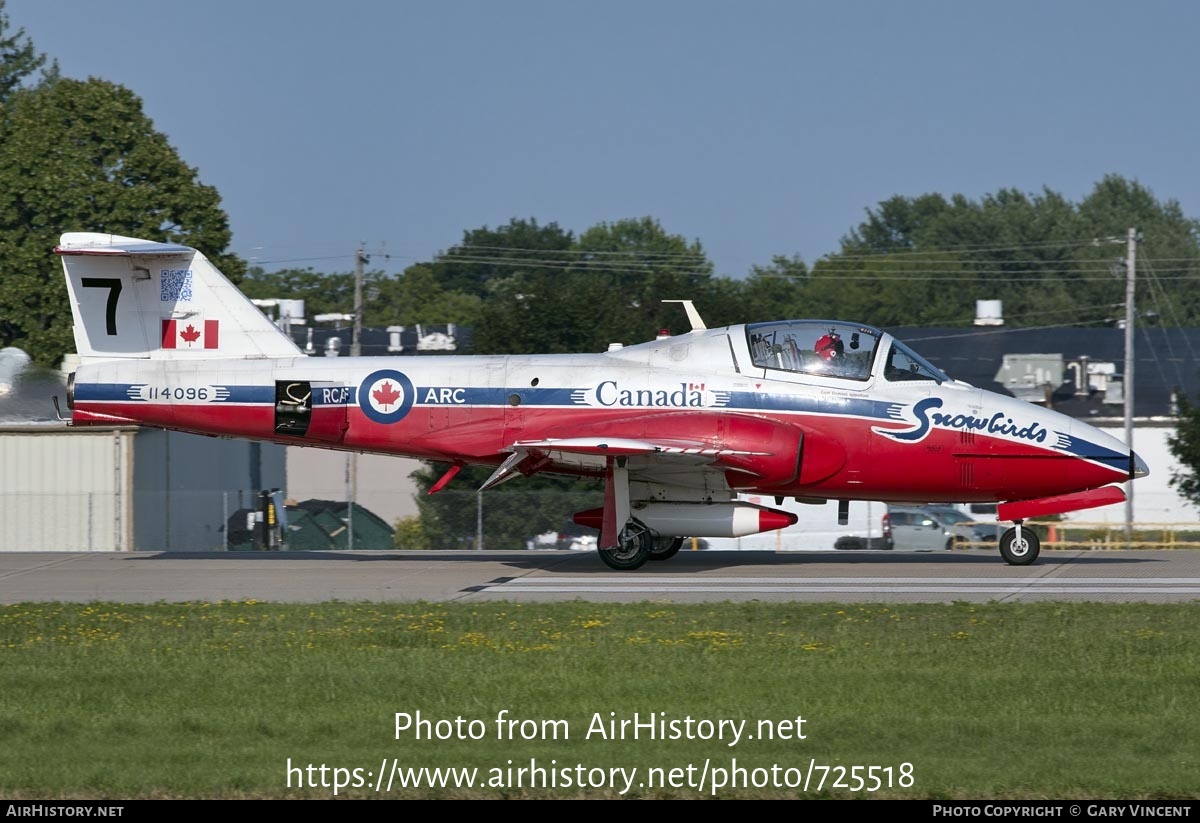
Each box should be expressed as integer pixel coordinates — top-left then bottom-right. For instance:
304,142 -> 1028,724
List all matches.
358,369 -> 415,424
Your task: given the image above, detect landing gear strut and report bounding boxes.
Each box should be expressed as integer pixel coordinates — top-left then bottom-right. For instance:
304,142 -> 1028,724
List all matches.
999,520 -> 1040,566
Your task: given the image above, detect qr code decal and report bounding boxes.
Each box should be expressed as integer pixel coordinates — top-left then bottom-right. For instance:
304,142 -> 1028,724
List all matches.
161,269 -> 194,302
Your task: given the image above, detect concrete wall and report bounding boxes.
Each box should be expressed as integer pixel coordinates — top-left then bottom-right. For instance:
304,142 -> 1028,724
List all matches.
0,426 -> 135,551
1089,425 -> 1198,525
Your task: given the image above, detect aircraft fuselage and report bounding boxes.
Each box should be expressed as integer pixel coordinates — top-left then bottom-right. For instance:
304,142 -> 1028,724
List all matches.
70,323 -> 1138,505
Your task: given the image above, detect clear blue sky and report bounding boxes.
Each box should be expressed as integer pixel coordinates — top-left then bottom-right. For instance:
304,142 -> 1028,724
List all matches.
11,1 -> 1200,278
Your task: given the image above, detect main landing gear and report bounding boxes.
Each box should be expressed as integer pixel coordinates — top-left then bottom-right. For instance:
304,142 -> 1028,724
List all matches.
649,535 -> 684,561
998,520 -> 1040,566
598,519 -> 652,570
597,520 -> 688,570
594,457 -> 691,570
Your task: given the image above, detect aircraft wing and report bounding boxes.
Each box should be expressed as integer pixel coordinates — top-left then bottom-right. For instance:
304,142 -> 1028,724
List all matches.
479,436 -> 768,490
476,411 -> 842,491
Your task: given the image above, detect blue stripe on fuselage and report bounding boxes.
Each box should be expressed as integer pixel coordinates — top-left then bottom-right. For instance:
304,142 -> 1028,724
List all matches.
1055,434 -> 1130,473
69,383 -> 958,420
71,382 -> 1131,471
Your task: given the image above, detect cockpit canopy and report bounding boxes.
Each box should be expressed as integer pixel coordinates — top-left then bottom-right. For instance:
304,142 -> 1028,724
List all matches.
745,321 -> 948,383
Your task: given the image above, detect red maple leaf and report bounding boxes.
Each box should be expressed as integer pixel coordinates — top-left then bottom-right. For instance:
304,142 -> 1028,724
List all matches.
372,381 -> 401,408
180,324 -> 201,345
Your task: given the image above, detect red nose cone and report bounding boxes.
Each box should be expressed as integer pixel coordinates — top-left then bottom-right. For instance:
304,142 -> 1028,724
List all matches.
758,508 -> 798,532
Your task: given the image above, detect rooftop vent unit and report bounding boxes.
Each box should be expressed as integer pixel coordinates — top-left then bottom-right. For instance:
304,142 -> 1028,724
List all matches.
994,353 -> 1063,404
1065,357 -> 1118,399
974,300 -> 1003,326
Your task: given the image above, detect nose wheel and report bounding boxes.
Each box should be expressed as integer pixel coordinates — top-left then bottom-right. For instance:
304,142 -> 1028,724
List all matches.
999,522 -> 1040,566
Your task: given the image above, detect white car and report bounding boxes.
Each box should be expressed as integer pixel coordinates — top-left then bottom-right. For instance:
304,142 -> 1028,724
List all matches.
525,532 -> 598,551
883,505 -> 1003,551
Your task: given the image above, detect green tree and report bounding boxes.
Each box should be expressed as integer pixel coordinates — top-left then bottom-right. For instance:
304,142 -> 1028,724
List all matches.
367,263 -> 482,328
739,256 -> 809,322
822,177 -> 1200,329
432,217 -> 575,297
392,515 -> 428,550
0,77 -> 241,366
1076,175 -> 1200,326
472,216 -> 717,354
238,263 -> 481,334
239,267 -> 357,319
0,1 -> 50,102
1167,394 -> 1200,510
410,463 -> 601,551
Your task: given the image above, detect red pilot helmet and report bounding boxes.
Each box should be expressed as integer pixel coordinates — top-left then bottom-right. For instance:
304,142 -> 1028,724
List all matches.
814,331 -> 844,361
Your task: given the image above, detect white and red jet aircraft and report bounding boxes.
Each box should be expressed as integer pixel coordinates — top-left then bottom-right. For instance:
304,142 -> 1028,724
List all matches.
57,232 -> 1148,569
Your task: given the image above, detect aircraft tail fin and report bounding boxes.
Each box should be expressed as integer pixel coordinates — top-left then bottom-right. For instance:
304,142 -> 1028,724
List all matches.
57,233 -> 302,362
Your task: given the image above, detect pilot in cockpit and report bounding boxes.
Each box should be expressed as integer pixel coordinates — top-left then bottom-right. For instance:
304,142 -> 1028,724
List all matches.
816,329 -> 870,379
814,330 -> 847,374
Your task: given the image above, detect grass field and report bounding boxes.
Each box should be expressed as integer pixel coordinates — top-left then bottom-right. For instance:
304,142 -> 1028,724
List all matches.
0,599 -> 1197,799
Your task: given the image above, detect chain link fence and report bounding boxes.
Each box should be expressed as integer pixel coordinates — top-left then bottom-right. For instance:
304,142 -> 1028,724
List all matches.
400,489 -> 605,551
0,490 -> 400,552
4,487 -> 1199,553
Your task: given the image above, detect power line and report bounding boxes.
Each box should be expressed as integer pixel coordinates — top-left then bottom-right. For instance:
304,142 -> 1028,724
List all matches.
450,243 -> 709,260
754,270 -> 1195,282
248,254 -> 363,266
896,319 -> 1131,342
245,239 -> 1199,280
826,238 -> 1105,259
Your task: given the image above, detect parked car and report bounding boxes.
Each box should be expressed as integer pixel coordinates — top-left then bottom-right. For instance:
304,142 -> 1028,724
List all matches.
882,505 -> 1003,551
833,535 -> 892,551
525,531 -> 598,551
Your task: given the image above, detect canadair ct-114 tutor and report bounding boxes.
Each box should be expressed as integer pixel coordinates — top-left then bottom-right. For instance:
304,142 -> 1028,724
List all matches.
57,232 -> 1148,569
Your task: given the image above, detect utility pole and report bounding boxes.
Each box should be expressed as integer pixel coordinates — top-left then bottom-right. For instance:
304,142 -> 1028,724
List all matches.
1123,227 -> 1137,546
476,491 -> 484,550
352,244 -> 366,357
345,452 -> 354,549
348,244 -> 367,547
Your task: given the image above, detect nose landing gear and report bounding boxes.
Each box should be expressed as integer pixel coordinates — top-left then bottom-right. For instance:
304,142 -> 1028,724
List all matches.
999,520 -> 1040,566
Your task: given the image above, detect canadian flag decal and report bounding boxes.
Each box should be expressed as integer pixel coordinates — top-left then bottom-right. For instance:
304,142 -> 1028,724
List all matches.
162,319 -> 220,349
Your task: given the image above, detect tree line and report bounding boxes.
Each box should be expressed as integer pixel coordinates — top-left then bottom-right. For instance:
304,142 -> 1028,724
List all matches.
241,177 -> 1200,362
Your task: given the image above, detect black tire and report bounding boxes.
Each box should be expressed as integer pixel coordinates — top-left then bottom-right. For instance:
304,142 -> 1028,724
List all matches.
999,526 -> 1040,566
597,520 -> 652,570
648,536 -> 684,561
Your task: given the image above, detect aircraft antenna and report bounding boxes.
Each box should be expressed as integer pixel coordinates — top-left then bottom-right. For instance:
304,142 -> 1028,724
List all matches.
662,299 -> 707,332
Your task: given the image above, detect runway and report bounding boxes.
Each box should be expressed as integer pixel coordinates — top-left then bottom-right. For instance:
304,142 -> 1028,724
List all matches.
2,548 -> 1200,603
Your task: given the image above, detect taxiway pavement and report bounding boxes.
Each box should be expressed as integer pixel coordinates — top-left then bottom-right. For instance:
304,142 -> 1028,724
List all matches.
2,548 -> 1199,603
